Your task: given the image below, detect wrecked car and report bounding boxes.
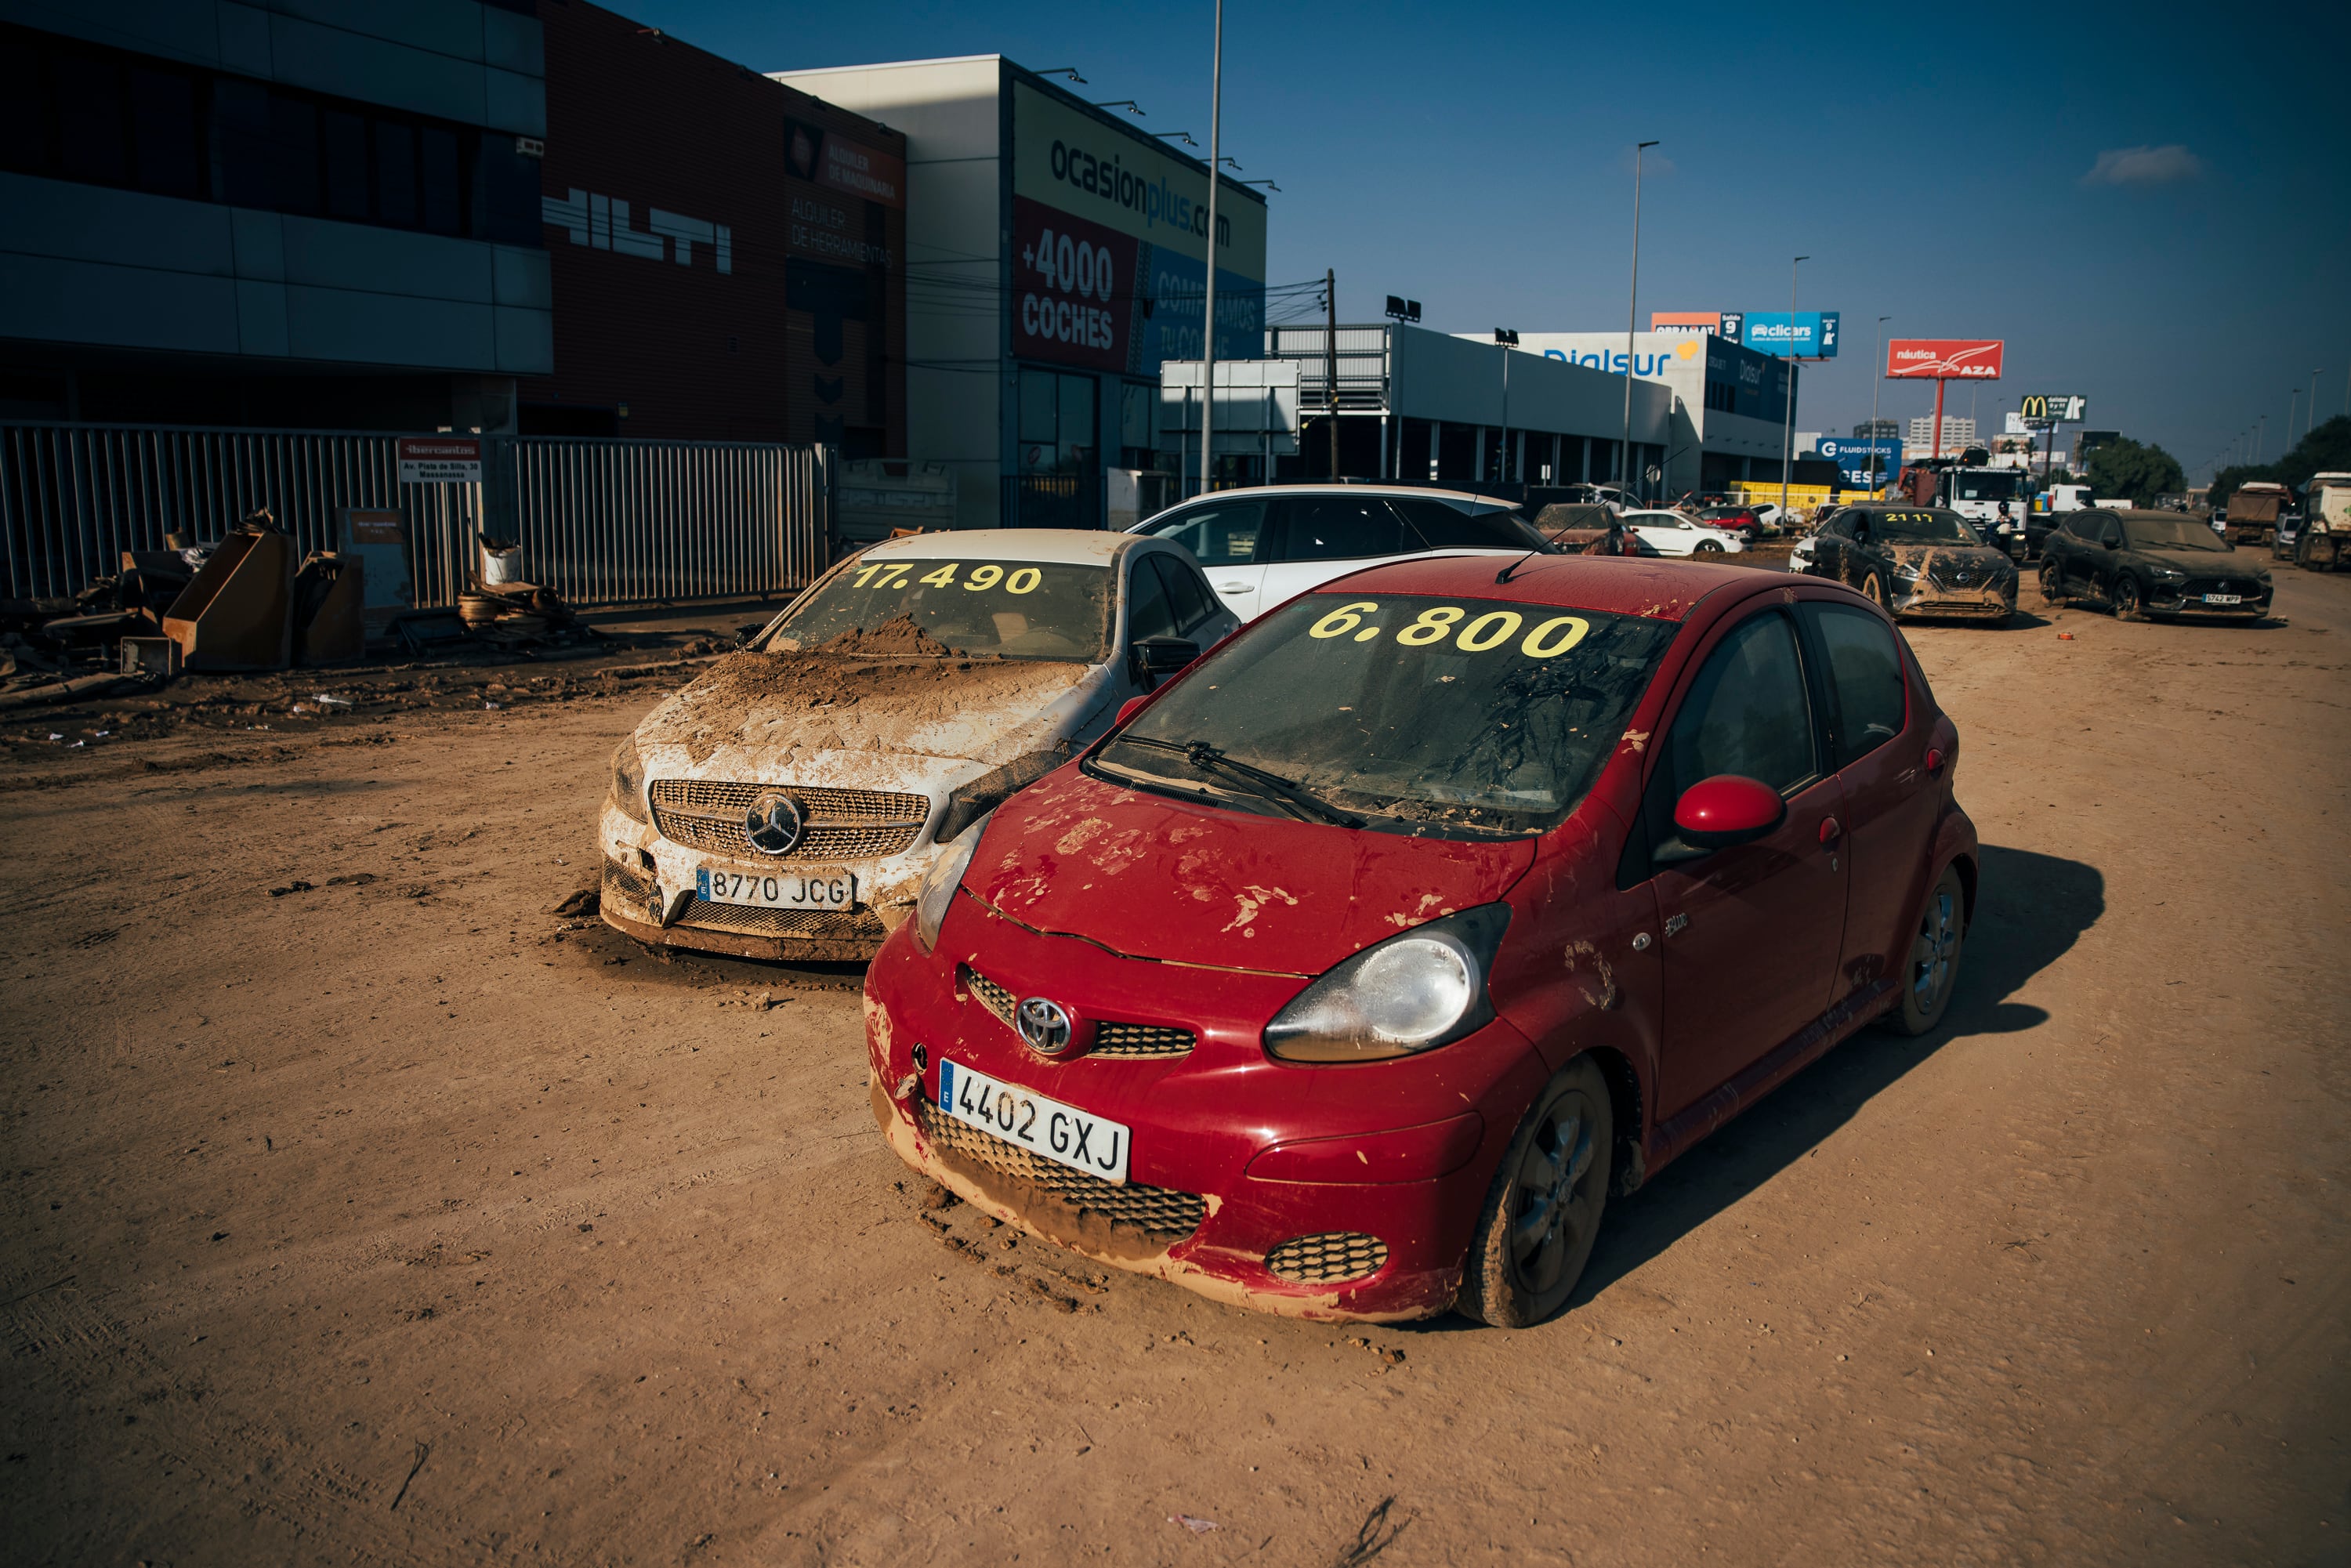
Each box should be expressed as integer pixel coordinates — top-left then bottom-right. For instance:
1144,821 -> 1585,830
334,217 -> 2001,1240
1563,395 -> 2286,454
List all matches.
864,555 -> 1977,1324
1800,505 -> 2018,622
599,530 -> 1237,961
2038,509 -> 2275,621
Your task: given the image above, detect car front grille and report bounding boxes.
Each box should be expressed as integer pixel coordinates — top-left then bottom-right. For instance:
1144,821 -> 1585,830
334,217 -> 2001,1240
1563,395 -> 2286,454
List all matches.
650,779 -> 930,862
1264,1232 -> 1391,1284
602,857 -> 655,907
958,965 -> 1197,1059
2177,578 -> 2263,599
913,1096 -> 1206,1243
676,899 -> 888,940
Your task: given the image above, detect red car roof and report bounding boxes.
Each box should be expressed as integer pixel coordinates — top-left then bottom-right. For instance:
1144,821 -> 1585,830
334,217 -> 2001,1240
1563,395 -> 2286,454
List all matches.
1304,552 -> 1766,622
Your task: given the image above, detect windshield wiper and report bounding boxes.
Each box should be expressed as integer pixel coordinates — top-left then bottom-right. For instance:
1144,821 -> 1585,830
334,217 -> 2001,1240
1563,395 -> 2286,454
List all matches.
1114,736 -> 1366,828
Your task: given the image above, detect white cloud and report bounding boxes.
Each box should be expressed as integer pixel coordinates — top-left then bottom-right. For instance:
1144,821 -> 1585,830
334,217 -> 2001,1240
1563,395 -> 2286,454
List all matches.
2081,144 -> 2205,186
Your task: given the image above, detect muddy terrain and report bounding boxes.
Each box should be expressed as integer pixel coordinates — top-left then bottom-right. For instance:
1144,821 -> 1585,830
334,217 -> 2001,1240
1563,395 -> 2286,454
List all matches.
2,576 -> 2344,1566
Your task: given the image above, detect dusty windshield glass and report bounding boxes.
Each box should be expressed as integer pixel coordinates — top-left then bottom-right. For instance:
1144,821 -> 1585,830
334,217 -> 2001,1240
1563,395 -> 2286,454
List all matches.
2124,516 -> 2228,552
1092,593 -> 1676,838
766,557 -> 1113,661
1867,509 -> 1976,544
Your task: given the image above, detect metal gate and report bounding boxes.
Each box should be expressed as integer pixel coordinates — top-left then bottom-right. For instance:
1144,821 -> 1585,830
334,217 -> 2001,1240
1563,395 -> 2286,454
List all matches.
0,422 -> 831,609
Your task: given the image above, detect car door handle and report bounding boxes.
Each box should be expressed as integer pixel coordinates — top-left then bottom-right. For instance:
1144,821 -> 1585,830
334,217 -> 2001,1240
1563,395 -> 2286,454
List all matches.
1818,816 -> 1842,846
1218,581 -> 1255,592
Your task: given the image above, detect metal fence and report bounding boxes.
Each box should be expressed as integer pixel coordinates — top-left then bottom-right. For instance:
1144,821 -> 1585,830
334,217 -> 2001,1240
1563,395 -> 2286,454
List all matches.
0,422 -> 831,610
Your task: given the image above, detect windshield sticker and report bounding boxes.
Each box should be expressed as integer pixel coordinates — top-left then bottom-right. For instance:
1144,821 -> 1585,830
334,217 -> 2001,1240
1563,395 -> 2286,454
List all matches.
1307,600 -> 1590,657
853,560 -> 1047,594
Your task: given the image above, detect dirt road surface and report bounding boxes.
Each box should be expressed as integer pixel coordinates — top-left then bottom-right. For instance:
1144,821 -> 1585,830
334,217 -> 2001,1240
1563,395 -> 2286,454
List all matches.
5,573 -> 2345,1566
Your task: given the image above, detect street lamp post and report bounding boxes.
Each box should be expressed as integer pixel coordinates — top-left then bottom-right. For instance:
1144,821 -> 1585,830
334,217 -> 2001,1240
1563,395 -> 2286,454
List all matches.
2312,368 -> 2324,440
2289,389 -> 2301,452
1622,140 -> 1657,502
1779,255 -> 1807,523
1196,0 -> 1224,499
1871,314 -> 1890,494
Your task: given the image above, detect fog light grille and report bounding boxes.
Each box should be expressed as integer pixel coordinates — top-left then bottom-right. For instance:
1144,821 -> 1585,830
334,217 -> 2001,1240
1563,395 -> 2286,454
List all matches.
914,1098 -> 1204,1242
676,900 -> 887,940
1264,1232 -> 1390,1285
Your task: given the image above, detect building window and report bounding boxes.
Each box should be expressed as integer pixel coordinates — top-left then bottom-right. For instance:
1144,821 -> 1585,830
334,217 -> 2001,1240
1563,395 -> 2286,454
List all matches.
0,23 -> 538,246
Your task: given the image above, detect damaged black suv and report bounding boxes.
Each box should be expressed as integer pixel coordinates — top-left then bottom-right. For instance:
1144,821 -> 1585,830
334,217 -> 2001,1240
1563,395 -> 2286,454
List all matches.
2038,509 -> 2273,621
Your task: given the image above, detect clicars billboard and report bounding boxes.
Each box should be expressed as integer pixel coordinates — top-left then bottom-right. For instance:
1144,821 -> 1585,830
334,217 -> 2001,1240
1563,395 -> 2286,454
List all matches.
1886,339 -> 2004,379
1744,311 -> 1841,358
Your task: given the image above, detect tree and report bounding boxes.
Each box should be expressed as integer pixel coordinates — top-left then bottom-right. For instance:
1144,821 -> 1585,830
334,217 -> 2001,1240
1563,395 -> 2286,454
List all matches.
2208,417 -> 2350,511
2085,437 -> 2186,506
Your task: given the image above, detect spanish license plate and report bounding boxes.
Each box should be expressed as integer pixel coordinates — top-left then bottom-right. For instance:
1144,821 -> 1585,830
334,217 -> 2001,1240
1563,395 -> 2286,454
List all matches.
2203,593 -> 2243,606
937,1059 -> 1129,1184
694,865 -> 854,909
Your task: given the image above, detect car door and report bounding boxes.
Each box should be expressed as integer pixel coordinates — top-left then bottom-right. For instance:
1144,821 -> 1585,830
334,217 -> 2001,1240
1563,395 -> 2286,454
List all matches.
1144,498 -> 1271,621
1627,513 -> 1686,556
2060,515 -> 2106,596
1635,607 -> 1849,1120
1143,547 -> 1237,652
1797,599 -> 1938,998
1253,493 -> 1412,615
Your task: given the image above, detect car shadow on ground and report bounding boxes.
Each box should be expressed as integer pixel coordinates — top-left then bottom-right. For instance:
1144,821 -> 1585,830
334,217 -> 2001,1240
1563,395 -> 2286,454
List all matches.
1566,841 -> 2105,1307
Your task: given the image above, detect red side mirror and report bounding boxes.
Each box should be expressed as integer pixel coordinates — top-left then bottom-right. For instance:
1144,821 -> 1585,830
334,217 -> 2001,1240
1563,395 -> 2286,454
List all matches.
1115,696 -> 1147,728
1672,774 -> 1787,849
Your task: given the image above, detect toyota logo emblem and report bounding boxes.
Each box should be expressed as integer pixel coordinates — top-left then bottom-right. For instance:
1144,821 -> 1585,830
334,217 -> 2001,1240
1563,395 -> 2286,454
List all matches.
744,791 -> 805,856
1015,997 -> 1074,1056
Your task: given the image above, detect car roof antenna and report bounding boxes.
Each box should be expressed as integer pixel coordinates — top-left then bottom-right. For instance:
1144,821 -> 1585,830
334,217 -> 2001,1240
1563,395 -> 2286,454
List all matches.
1495,547 -> 1541,584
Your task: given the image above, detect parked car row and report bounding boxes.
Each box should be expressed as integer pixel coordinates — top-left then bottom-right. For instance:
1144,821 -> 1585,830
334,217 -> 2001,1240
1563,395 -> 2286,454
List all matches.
595,496 -> 1981,1327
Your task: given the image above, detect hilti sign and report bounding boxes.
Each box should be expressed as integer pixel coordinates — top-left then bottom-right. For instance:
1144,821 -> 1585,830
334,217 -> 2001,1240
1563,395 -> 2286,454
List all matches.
1886,339 -> 2004,379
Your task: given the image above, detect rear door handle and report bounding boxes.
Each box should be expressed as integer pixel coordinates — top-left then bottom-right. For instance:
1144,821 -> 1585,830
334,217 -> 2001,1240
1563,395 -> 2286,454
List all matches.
1218,581 -> 1255,592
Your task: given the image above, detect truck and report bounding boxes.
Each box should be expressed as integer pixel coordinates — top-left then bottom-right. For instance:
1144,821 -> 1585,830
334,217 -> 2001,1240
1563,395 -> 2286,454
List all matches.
1894,456 -> 2032,556
2222,480 -> 2294,547
2295,473 -> 2351,571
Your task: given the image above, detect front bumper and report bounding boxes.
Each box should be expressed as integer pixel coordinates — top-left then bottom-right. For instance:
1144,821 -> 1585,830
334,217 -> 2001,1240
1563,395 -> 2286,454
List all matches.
1893,581 -> 2018,619
595,797 -> 935,961
862,896 -> 1551,1322
2146,584 -> 2271,617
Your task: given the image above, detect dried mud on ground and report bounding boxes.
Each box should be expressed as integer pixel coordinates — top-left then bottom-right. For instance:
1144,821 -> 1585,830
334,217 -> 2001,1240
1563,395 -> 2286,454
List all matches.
2,578 -> 2346,1567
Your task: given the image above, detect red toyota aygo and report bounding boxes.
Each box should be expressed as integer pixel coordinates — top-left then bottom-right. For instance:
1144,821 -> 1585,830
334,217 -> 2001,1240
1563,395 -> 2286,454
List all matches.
864,555 -> 1976,1326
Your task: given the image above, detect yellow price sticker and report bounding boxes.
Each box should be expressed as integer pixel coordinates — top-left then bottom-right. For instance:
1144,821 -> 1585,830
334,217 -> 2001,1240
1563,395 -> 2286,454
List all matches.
1308,601 -> 1589,658
853,560 -> 1045,595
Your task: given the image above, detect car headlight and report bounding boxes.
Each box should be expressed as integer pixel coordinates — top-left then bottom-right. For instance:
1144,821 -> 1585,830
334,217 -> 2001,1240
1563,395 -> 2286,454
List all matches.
914,814 -> 988,954
1894,562 -> 1922,582
2151,566 -> 2185,581
1264,905 -> 1511,1063
610,733 -> 650,824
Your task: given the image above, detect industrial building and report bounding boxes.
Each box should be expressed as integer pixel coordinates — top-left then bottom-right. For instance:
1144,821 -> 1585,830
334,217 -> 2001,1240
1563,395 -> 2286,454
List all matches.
1,0 -> 552,433
766,55 -> 1267,530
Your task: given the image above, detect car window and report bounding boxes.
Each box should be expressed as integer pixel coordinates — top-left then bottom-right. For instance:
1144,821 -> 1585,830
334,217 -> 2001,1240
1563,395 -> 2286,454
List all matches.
2099,520 -> 2125,547
1822,513 -> 1852,539
1266,494 -> 1410,563
1147,551 -> 1216,635
1151,501 -> 1266,566
1666,611 -> 1817,798
1802,604 -> 1908,766
2065,514 -> 2105,540
1392,498 -> 1549,552
1125,552 -> 1179,643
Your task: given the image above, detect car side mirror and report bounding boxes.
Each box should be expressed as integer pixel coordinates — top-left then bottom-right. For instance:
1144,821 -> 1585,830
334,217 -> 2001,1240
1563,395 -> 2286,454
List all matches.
2103,536 -> 2120,550
1115,695 -> 1147,727
1133,636 -> 1198,676
1654,774 -> 1787,864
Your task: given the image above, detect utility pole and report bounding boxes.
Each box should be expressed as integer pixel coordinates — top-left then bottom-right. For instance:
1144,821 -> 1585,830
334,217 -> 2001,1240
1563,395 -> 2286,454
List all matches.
2288,389 -> 2301,451
1324,268 -> 1339,480
2311,368 -> 2324,440
1780,255 -> 1807,523
1871,314 -> 1890,494
2255,414 -> 2265,465
1623,140 -> 1657,500
1197,0 -> 1224,498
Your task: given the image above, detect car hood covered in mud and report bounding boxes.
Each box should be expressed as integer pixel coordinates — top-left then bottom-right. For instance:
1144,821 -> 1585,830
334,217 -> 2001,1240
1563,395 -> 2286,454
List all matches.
962,766 -> 1538,976
1882,541 -> 2014,585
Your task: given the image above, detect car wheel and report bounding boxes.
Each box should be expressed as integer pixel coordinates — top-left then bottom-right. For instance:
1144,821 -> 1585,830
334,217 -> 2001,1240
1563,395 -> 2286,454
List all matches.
1696,538 -> 1724,553
1858,570 -> 1888,607
2113,573 -> 2146,621
1456,1056 -> 1613,1328
1882,864 -> 1965,1037
2038,561 -> 2067,607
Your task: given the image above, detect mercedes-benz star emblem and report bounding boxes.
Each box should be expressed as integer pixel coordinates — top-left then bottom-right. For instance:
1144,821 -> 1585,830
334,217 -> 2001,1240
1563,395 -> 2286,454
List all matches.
1015,997 -> 1074,1056
744,791 -> 805,856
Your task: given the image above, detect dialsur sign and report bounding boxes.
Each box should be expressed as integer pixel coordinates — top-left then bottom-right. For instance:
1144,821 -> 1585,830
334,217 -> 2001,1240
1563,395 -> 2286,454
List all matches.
1886,339 -> 2005,379
397,437 -> 482,483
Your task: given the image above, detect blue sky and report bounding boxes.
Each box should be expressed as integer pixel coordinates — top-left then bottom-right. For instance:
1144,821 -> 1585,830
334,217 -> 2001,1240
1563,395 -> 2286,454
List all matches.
631,0 -> 2347,478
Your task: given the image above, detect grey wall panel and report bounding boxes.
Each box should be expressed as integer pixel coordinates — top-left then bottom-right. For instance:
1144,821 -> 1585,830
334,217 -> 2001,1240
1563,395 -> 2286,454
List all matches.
491,246 -> 552,310
269,0 -> 486,63
480,5 -> 545,78
482,66 -> 546,136
0,254 -> 241,353
216,1 -> 273,74
263,11 -> 484,124
492,304 -> 554,375
0,173 -> 237,274
230,209 -> 286,281
281,284 -> 495,368
278,215 -> 494,302
234,278 -> 291,356
0,0 -> 226,67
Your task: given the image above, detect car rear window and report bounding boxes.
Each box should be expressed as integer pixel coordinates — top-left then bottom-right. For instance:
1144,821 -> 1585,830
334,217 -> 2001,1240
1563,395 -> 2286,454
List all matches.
766,556 -> 1113,661
1393,498 -> 1550,552
1268,495 -> 1411,562
1091,592 -> 1676,838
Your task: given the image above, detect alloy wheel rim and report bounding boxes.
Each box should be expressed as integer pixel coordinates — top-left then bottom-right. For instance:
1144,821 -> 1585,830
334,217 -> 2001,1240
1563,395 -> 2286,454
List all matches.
1509,1094 -> 1597,1295
2117,578 -> 2139,614
1911,886 -> 1957,1013
1864,574 -> 1886,605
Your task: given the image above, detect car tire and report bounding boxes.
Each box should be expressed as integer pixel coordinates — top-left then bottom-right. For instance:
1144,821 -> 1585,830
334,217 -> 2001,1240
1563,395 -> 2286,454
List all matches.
2039,561 -> 2068,607
1456,1056 -> 1614,1328
1882,864 -> 1965,1037
1696,538 -> 1724,554
2113,573 -> 2146,621
1858,570 -> 1888,607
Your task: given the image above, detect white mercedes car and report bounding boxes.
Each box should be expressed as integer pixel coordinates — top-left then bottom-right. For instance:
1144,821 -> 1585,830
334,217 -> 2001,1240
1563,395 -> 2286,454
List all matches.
597,529 -> 1237,961
1128,484 -> 1557,621
1617,509 -> 1748,556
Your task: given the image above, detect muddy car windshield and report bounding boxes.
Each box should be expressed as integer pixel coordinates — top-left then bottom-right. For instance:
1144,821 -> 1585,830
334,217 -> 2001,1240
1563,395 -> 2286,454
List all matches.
1866,509 -> 1976,544
2124,517 -> 2229,552
766,558 -> 1114,661
1091,593 -> 1676,838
